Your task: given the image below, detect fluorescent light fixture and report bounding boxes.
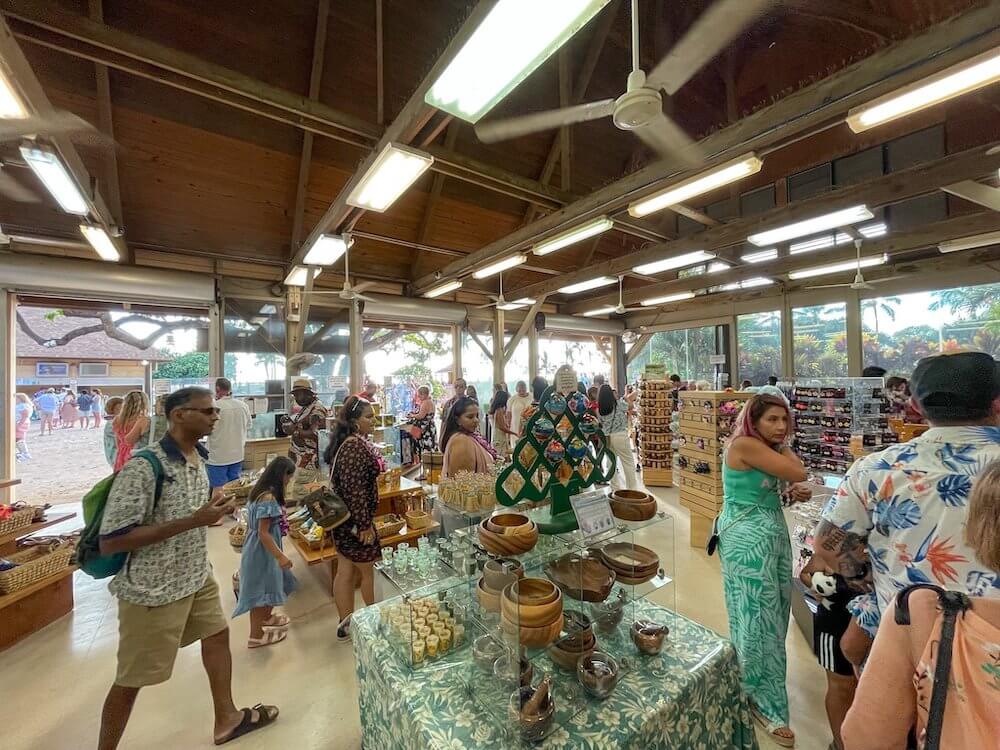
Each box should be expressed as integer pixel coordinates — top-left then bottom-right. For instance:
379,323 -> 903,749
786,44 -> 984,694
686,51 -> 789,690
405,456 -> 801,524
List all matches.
790,232 -> 850,254
473,253 -> 527,279
496,302 -> 523,311
346,143 -> 433,212
708,261 -> 731,273
424,280 -> 463,298
582,306 -> 618,317
640,291 -> 696,307
425,0 -> 611,122
533,216 -> 613,256
847,49 -> 1000,133
628,153 -> 763,218
258,304 -> 277,315
938,229 -> 1000,254
302,234 -> 349,265
859,222 -> 888,239
284,266 -> 320,286
633,250 -> 716,274
558,276 -> 617,295
78,225 -> 119,262
512,297 -> 536,305
741,248 -> 778,263
713,277 -> 775,292
0,70 -> 26,118
335,328 -> 350,336
788,254 -> 888,280
747,205 -> 874,246
20,145 -> 89,215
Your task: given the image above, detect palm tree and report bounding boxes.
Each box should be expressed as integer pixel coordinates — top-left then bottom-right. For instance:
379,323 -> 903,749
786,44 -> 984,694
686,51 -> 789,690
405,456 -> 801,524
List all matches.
862,297 -> 901,365
930,283 -> 1000,318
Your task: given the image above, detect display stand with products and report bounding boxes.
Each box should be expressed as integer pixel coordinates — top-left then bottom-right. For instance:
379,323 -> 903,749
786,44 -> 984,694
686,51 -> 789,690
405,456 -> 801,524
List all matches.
637,377 -> 673,487
0,495 -> 79,650
676,391 -> 751,548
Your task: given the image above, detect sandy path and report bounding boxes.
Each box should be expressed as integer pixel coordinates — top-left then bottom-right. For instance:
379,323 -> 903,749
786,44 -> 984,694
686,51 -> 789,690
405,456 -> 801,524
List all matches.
15,421 -> 111,505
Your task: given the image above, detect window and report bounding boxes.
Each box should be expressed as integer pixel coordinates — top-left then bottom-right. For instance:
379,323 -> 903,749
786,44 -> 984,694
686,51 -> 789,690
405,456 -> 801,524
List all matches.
626,326 -> 717,384
886,125 -> 944,172
788,163 -> 832,201
833,146 -> 883,186
363,327 -> 452,408
79,362 -> 109,377
36,362 -> 69,377
462,328 -> 494,405
740,185 -> 775,216
862,282 -> 1000,375
504,335 -> 529,389
793,303 -> 848,376
536,336 -> 609,383
737,312 -> 782,385
223,299 -> 287,397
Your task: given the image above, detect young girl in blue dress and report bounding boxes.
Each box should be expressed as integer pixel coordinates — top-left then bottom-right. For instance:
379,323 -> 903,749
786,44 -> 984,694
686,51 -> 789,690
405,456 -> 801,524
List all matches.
233,456 -> 298,648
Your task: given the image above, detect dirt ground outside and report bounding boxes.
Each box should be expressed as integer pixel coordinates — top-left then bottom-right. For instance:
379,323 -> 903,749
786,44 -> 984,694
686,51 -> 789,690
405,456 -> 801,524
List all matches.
15,421 -> 111,505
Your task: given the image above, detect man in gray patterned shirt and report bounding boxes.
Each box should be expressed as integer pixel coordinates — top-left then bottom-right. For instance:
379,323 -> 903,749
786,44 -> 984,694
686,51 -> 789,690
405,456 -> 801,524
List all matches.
97,387 -> 279,749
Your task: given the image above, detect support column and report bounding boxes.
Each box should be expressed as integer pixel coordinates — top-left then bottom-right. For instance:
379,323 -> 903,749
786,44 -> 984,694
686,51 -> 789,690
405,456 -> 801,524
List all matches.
492,308 -> 505,387
0,290 -> 14,501
612,336 -> 626,390
208,300 -> 223,378
528,326 -> 539,383
349,302 -> 363,394
451,324 -> 462,381
845,290 -> 863,376
781,294 -> 795,379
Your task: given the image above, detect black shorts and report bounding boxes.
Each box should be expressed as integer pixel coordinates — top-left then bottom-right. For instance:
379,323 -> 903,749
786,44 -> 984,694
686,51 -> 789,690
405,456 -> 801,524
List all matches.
813,595 -> 854,676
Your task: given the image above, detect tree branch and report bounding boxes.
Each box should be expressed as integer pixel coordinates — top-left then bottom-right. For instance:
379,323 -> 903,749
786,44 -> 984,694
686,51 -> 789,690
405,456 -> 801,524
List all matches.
19,309 -> 207,351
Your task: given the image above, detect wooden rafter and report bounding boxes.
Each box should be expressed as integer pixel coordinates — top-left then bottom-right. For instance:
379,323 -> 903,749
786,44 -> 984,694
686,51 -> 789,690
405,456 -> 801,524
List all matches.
412,120 -> 459,280
86,0 -> 121,230
412,4 -> 1000,293
289,0 -> 330,259
375,0 -> 383,125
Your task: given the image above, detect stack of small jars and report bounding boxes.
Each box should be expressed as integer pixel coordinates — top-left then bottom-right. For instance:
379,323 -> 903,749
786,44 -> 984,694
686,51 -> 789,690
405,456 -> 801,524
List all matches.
379,594 -> 466,665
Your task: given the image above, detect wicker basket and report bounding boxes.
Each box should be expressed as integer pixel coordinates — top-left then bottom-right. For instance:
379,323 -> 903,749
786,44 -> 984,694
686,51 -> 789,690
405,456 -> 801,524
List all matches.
229,524 -> 246,551
0,506 -> 35,538
0,540 -> 75,594
375,513 -> 405,539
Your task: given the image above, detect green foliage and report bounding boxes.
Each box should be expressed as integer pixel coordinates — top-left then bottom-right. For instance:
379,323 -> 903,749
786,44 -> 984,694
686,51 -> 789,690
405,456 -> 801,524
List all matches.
153,351 -> 209,379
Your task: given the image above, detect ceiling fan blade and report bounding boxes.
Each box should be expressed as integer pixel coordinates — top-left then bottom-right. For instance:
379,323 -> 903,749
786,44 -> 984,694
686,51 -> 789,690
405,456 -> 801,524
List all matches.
475,99 -> 615,143
352,280 -> 378,293
806,283 -> 850,290
0,170 -> 40,203
634,112 -> 700,166
647,0 -> 777,95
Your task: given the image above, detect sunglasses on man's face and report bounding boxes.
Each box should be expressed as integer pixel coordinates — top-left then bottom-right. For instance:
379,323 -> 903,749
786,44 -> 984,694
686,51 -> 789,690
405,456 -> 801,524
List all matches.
179,407 -> 221,416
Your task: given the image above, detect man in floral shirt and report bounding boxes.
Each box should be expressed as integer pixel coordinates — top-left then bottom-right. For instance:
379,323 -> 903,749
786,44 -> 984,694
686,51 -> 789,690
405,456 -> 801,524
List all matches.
813,352 -> 1000,665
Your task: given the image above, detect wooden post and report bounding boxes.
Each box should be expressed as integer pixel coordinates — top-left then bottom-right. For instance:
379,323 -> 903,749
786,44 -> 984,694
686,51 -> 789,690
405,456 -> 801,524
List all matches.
845,289 -> 863,376
208,301 -> 223,378
528,326 -> 539,382
349,301 -> 363,394
492,308 -> 505,387
451,324 -> 463,381
0,290 -> 14,502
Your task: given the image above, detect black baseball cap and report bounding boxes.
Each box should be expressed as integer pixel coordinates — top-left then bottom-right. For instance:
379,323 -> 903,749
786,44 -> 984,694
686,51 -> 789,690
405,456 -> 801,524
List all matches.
911,352 -> 1000,422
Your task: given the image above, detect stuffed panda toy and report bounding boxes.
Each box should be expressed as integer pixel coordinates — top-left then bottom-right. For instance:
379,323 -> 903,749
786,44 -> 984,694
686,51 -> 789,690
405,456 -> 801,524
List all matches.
809,571 -> 850,610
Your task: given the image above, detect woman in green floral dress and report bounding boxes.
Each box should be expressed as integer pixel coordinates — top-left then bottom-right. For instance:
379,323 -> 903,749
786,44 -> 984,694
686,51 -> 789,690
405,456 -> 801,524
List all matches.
719,393 -> 809,747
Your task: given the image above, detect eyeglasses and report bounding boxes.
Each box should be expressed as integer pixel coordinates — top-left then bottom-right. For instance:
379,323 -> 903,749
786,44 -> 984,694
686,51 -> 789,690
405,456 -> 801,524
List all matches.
179,407 -> 221,416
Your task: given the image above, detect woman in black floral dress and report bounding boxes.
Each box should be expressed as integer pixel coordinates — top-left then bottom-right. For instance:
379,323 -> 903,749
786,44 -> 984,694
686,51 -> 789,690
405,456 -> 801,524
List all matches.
324,396 -> 383,641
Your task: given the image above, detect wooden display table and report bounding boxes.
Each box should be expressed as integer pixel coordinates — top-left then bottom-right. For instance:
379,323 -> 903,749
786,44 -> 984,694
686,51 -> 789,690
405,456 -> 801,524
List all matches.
0,509 -> 78,650
290,521 -> 439,596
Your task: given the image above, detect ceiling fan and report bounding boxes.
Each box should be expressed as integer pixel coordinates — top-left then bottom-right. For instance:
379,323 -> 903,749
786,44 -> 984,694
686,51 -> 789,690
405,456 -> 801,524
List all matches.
302,235 -> 378,303
477,272 -> 519,309
610,275 -> 644,314
807,239 -> 894,291
473,0 -> 775,164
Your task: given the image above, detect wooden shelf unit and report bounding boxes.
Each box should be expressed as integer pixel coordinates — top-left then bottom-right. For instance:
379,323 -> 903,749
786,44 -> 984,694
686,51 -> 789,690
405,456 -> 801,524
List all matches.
637,378 -> 673,487
0,509 -> 78,650
676,391 -> 751,547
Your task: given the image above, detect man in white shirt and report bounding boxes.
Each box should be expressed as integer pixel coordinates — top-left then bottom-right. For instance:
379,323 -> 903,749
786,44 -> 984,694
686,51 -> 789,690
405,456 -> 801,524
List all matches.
507,380 -> 532,450
206,377 -> 252,489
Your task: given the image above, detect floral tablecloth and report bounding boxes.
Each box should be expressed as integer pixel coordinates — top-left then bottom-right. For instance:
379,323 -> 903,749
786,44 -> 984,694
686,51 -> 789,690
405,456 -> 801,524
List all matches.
353,599 -> 758,749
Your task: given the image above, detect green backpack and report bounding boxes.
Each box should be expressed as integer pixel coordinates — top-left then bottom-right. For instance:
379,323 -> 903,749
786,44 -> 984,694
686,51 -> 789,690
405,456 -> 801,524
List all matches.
75,450 -> 165,579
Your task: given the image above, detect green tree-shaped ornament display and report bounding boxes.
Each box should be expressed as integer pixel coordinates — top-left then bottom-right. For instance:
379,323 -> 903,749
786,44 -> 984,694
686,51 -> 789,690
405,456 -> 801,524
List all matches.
495,368 -> 615,534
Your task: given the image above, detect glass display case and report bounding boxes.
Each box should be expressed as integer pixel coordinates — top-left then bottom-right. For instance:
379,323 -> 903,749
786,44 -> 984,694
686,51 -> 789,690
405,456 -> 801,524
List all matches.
368,489 -> 676,744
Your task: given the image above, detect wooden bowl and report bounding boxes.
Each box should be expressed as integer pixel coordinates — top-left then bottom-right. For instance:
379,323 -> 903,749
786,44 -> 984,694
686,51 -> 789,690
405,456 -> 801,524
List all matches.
506,577 -> 560,605
478,520 -> 539,556
609,497 -> 656,521
610,489 -> 654,504
545,553 -> 616,603
405,510 -> 433,530
600,543 -> 659,577
547,632 -> 596,670
501,581 -> 563,628
486,512 -> 532,534
483,558 -> 524,591
477,577 -> 502,613
500,613 -> 564,648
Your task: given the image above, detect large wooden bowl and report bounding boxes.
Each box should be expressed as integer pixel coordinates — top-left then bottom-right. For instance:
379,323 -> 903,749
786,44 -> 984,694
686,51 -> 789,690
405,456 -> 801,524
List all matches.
610,489 -> 654,504
547,631 -> 596,670
609,497 -> 656,521
478,520 -> 539,556
545,554 -> 616,602
506,577 -> 560,605
486,512 -> 533,535
500,612 -> 564,648
483,557 -> 524,591
600,543 -> 659,577
477,577 -> 502,613
501,580 -> 563,628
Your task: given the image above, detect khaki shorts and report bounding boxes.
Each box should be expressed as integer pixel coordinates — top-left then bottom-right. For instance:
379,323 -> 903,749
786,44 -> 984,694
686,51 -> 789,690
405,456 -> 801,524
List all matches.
115,575 -> 228,688
289,465 -> 324,504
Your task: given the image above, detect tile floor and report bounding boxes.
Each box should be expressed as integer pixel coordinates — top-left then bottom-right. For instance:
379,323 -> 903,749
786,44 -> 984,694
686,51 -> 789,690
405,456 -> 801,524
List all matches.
2,489 -> 833,750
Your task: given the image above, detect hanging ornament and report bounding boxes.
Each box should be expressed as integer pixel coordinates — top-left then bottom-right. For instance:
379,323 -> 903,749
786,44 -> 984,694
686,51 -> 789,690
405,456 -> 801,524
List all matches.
544,392 -> 567,419
544,439 -> 565,465
531,416 -> 555,443
567,393 -> 588,416
566,437 -> 588,462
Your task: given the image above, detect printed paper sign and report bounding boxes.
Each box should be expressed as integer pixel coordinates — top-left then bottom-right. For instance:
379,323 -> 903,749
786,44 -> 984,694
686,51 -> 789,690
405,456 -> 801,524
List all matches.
570,489 -> 616,537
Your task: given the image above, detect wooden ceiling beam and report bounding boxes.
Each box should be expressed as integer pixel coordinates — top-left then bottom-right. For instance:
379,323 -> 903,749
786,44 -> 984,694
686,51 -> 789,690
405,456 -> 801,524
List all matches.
0,13 -> 124,257
412,121 -> 460,280
411,4 -> 1000,294
375,0 -> 384,125
561,142 -> 1000,312
2,0 -> 379,146
289,0 -> 330,260
941,180 -> 1000,212
86,0 -> 122,233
